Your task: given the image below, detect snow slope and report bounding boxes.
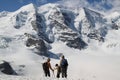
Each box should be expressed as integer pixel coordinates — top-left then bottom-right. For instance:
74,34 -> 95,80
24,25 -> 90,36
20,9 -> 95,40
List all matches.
1,40 -> 120,80
0,3 -> 120,80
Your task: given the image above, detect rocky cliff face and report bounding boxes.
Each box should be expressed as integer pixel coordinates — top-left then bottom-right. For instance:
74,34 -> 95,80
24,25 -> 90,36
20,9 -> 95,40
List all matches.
0,3 -> 120,56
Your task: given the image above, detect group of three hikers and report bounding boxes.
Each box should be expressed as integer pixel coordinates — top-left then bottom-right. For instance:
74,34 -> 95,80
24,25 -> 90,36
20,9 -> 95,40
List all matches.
42,55 -> 68,78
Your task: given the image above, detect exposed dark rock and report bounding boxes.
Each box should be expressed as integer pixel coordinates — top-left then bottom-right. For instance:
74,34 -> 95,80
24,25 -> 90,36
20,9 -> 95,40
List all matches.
14,25 -> 21,29
0,61 -> 17,75
35,39 -> 48,56
0,37 -> 12,48
24,33 -> 37,39
87,33 -> 104,42
31,14 -> 44,31
62,12 -> 71,26
66,37 -> 87,50
33,14 -> 42,30
36,14 -> 43,23
26,38 -> 48,56
31,21 -> 38,31
61,32 -> 78,37
111,22 -> 119,30
48,9 -> 88,50
49,16 -> 68,30
26,38 -> 37,47
14,11 -> 28,29
31,14 -> 52,43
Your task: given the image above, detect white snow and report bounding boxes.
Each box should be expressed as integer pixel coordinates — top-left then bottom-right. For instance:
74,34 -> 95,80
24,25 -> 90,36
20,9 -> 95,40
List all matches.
1,38 -> 120,80
0,3 -> 120,80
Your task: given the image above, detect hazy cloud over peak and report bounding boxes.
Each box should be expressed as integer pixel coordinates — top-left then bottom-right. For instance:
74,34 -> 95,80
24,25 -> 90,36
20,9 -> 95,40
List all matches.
57,0 -> 120,13
58,0 -> 89,8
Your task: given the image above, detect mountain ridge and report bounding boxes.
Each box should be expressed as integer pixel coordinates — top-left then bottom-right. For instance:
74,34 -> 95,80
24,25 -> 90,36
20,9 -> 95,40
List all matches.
0,3 -> 120,54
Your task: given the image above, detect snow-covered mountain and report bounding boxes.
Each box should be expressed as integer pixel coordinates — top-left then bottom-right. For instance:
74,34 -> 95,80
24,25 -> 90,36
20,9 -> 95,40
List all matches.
0,3 -> 120,80
0,3 -> 119,51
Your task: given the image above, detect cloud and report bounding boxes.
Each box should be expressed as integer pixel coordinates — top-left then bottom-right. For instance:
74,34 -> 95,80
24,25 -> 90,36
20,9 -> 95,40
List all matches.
18,0 -> 120,13
94,0 -> 120,12
88,0 -> 113,11
58,0 -> 89,8
106,0 -> 120,12
57,0 -> 120,13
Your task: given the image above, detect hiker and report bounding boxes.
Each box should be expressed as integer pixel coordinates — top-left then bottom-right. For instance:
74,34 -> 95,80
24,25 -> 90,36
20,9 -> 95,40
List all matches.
42,58 -> 54,77
54,64 -> 61,78
60,55 -> 68,78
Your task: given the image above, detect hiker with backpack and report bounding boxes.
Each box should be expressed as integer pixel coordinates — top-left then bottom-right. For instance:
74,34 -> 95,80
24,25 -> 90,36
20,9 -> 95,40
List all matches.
60,55 -> 68,78
42,58 -> 54,77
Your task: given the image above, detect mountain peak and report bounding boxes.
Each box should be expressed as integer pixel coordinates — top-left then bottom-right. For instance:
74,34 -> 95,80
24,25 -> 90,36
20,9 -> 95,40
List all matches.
38,3 -> 59,14
0,11 -> 10,18
0,3 -> 119,51
17,3 -> 36,13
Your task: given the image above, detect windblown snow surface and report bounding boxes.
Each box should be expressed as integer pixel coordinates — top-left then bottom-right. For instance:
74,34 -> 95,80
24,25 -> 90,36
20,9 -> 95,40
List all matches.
0,42 -> 120,80
0,36 -> 120,80
0,3 -> 120,80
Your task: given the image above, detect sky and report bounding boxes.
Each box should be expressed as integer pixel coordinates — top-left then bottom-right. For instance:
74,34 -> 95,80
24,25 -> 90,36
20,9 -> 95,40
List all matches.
0,0 -> 120,12
0,0 -> 60,12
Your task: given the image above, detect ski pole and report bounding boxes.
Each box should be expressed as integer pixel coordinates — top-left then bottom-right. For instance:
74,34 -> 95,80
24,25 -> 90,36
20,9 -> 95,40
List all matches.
52,71 -> 55,78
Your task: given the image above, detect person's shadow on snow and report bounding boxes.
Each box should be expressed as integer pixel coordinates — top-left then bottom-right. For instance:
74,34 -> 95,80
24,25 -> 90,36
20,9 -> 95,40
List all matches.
47,51 -> 62,60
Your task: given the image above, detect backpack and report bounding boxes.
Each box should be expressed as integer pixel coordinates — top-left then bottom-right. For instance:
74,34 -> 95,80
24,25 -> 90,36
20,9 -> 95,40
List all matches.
61,59 -> 68,67
42,62 -> 48,71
